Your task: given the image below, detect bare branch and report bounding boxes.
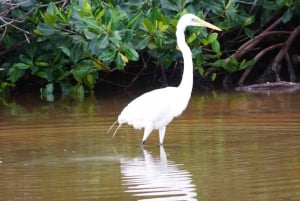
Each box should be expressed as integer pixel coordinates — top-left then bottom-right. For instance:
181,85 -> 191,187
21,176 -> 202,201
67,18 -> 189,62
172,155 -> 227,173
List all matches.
270,25 -> 300,81
238,43 -> 284,86
225,31 -> 290,62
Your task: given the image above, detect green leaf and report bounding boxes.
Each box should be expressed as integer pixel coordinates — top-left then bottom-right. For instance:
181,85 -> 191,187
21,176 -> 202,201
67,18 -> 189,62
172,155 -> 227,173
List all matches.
35,61 -> 49,67
207,33 -> 218,44
201,38 -> 209,46
148,42 -> 157,49
211,73 -> 217,81
81,0 -> 92,14
244,27 -> 254,39
225,63 -> 237,72
135,37 -> 149,50
57,71 -> 71,81
110,6 -> 128,29
239,59 -> 255,70
282,8 -> 293,23
74,84 -> 85,100
99,36 -> 109,49
143,18 -> 155,33
46,2 -> 58,15
37,23 -> 57,36
9,67 -> 22,83
82,18 -> 101,32
12,62 -> 31,69
95,9 -> 105,21
43,13 -> 56,25
187,32 -> 197,44
128,11 -> 143,29
119,29 -> 133,43
109,36 -> 121,48
212,59 -> 226,68
229,56 -> 238,66
114,31 -> 122,41
243,16 -> 255,26
161,0 -> 193,12
33,29 -> 43,36
84,29 -> 98,39
225,57 -> 240,72
19,55 -> 32,65
122,46 -> 139,61
211,40 -> 221,55
88,38 -> 102,54
70,43 -> 84,63
60,46 -> 70,57
101,50 -> 115,62
86,74 -> 95,89
158,21 -> 167,32
72,66 -> 89,82
115,53 -> 125,69
36,70 -> 53,81
197,66 -> 205,76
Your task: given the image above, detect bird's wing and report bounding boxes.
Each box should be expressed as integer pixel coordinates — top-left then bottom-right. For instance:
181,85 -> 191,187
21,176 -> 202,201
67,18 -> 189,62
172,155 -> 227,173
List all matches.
118,87 -> 177,129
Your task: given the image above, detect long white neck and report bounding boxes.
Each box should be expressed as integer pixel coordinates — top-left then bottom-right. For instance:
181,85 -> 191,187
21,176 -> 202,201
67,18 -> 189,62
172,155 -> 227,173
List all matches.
176,27 -> 193,96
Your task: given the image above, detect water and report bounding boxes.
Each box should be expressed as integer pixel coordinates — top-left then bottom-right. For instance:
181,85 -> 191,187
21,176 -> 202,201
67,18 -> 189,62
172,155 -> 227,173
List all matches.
0,91 -> 300,201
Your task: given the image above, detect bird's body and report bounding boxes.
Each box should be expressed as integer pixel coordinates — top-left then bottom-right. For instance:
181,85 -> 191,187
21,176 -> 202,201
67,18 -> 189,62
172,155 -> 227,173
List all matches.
119,87 -> 188,130
118,86 -> 191,144
108,14 -> 221,145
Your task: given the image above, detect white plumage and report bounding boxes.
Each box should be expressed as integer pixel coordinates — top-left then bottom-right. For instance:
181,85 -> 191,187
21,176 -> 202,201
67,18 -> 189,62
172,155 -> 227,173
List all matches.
108,14 -> 221,145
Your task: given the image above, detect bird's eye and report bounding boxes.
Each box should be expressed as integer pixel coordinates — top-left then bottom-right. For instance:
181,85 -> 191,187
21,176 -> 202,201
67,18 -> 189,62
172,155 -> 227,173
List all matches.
191,18 -> 198,23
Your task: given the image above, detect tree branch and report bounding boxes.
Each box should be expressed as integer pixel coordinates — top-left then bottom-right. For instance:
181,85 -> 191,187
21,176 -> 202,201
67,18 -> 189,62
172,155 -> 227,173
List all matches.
238,43 -> 284,86
225,31 -> 290,62
270,25 -> 300,81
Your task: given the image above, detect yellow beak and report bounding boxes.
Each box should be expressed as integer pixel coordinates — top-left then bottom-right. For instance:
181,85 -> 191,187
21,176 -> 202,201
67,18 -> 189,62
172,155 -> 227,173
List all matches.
196,18 -> 222,31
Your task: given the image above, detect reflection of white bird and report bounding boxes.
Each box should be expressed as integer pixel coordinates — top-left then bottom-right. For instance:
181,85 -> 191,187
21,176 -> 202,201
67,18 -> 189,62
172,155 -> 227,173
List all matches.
120,146 -> 197,200
108,14 -> 221,145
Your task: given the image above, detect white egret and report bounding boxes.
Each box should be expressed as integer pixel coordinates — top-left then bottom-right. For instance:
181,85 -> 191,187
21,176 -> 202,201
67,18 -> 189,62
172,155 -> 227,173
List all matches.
108,14 -> 221,145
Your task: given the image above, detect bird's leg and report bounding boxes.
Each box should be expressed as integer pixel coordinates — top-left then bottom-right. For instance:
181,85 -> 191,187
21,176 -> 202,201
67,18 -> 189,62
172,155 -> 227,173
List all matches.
158,127 -> 166,145
106,120 -> 118,134
142,126 -> 153,145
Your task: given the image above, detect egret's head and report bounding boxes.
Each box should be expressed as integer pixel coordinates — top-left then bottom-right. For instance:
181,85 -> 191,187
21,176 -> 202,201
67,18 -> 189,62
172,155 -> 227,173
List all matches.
178,14 -> 221,31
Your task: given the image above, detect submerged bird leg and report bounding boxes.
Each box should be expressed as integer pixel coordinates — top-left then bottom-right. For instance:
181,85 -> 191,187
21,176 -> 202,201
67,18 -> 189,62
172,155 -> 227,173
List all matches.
159,127 -> 166,145
106,120 -> 118,134
107,120 -> 122,138
112,123 -> 122,138
141,126 -> 153,145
